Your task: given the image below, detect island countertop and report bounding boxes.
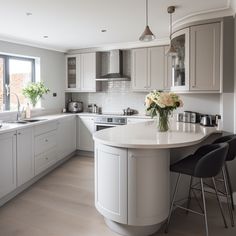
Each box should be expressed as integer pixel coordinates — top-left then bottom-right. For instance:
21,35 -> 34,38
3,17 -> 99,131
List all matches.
93,120 -> 222,149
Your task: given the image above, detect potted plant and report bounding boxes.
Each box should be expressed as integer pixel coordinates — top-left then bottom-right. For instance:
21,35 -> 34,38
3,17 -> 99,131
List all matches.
22,81 -> 50,107
145,90 -> 183,132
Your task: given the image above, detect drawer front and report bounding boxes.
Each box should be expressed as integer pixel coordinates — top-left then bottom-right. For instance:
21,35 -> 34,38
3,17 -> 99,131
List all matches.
35,147 -> 57,175
35,131 -> 57,156
34,121 -> 57,136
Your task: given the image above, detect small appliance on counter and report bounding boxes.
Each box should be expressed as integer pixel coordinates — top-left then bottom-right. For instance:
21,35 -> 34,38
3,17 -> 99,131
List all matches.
123,107 -> 136,116
87,104 -> 102,114
67,101 -> 83,113
200,114 -> 216,127
178,111 -> 201,123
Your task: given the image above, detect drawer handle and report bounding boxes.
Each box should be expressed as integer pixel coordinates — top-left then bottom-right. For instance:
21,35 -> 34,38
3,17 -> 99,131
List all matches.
45,139 -> 48,142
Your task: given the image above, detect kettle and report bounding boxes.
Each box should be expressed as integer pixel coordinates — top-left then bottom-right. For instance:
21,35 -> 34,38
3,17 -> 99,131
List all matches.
200,115 -> 213,126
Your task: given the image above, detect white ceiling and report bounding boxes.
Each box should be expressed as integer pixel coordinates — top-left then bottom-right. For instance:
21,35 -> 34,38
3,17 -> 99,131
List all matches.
0,0 -> 232,52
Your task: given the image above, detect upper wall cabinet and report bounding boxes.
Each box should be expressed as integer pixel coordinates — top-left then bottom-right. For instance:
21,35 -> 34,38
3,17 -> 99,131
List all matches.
170,21 -> 222,92
170,28 -> 190,91
132,47 -> 169,92
189,23 -> 221,91
66,53 -> 100,92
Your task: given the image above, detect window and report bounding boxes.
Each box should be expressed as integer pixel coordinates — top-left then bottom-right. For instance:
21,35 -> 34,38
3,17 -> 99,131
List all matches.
0,55 -> 35,111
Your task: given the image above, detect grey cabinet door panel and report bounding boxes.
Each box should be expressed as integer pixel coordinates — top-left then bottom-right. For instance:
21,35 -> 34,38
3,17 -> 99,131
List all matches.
190,23 -> 221,91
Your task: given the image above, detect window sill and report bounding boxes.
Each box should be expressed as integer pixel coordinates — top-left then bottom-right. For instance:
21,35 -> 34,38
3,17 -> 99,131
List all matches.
0,107 -> 45,114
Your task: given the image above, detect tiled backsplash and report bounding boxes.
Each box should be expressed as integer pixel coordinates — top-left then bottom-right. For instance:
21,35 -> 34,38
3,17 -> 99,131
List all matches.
72,81 -> 147,114
71,80 -> 221,115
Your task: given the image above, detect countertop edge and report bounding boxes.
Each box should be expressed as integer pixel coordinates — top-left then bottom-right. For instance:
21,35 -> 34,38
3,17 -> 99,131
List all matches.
0,113 -> 75,135
93,130 -> 222,149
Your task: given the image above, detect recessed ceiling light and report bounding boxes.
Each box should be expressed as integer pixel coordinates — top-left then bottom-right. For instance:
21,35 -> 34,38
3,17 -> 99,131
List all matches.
43,35 -> 49,39
101,29 -> 107,33
26,12 -> 32,16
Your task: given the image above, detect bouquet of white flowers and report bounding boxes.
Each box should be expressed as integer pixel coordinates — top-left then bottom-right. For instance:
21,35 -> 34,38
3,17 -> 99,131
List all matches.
145,90 -> 183,131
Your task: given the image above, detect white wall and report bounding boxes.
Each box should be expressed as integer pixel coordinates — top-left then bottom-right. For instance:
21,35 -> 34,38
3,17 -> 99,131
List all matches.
0,40 -> 65,112
71,81 -> 221,115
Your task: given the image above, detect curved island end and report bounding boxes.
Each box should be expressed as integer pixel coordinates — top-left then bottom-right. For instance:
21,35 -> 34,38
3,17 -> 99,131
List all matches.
93,120 -> 221,236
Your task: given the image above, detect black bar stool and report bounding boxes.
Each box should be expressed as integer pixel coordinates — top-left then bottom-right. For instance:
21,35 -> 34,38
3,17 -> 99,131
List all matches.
165,143 -> 229,236
212,134 -> 236,226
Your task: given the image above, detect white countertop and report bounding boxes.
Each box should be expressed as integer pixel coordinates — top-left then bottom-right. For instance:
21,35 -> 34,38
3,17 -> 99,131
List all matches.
0,113 -> 75,135
77,112 -> 152,119
0,112 -> 151,135
93,120 -> 222,149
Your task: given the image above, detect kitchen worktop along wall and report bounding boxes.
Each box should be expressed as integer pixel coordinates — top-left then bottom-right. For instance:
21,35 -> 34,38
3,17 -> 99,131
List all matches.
0,40 -> 65,113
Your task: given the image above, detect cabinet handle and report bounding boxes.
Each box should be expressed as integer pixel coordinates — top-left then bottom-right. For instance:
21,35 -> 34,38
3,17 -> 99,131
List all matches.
45,139 -> 48,142
18,132 -> 21,135
46,157 -> 49,160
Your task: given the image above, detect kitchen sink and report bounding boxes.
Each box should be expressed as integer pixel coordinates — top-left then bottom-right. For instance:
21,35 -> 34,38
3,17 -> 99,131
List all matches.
6,119 -> 47,124
7,120 -> 28,124
24,119 -> 47,123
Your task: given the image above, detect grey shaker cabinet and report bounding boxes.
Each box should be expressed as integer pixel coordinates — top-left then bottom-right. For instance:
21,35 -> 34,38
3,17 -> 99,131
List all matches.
189,22 -> 221,91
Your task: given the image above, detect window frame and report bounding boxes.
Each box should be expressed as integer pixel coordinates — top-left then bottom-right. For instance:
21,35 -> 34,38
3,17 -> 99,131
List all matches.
0,54 -> 36,111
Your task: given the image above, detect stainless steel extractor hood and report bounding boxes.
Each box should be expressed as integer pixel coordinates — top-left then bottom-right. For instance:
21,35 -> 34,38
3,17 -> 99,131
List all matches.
96,50 -> 130,81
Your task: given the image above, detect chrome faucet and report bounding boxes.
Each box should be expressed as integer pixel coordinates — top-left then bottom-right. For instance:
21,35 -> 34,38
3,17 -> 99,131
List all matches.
5,85 -> 21,121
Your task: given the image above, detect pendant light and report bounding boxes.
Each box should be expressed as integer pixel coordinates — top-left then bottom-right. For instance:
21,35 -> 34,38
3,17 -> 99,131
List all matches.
139,0 -> 156,42
166,6 -> 177,56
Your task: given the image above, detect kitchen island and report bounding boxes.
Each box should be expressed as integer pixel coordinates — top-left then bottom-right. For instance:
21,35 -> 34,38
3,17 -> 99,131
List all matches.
93,120 -> 221,236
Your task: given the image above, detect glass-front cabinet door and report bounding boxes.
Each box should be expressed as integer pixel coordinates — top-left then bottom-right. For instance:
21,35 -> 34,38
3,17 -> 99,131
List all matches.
66,55 -> 80,91
170,28 -> 189,91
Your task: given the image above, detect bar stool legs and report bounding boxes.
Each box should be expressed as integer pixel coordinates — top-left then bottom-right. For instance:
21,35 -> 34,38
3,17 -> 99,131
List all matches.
165,173 -> 181,233
225,164 -> 235,211
166,176 -> 229,236
186,176 -> 193,213
212,177 -> 228,228
222,167 -> 235,227
200,178 -> 209,236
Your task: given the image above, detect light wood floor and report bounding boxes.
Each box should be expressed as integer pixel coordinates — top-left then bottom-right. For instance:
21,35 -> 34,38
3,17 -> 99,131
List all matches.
0,156 -> 235,236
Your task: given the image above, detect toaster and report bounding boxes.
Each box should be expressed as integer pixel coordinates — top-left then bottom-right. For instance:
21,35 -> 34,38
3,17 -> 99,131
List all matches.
67,101 -> 83,113
182,111 -> 201,123
200,115 -> 215,127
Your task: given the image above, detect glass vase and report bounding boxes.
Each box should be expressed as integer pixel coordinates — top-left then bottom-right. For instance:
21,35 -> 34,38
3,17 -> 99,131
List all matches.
158,110 -> 169,132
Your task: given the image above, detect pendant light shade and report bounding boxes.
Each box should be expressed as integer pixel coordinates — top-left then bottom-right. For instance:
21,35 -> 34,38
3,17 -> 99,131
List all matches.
166,44 -> 177,56
139,25 -> 155,42
139,0 -> 156,42
166,6 -> 177,56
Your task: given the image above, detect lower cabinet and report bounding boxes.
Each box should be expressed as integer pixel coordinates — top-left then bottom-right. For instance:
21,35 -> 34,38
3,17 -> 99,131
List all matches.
57,116 -> 76,160
0,116 -> 78,202
95,143 -> 170,226
128,149 -> 170,226
77,116 -> 95,152
17,128 -> 34,186
95,143 -> 128,223
34,122 -> 58,175
35,147 -> 57,176
0,132 -> 16,199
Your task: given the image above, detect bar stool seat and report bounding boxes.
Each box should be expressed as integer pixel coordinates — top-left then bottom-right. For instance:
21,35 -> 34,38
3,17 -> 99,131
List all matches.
166,143 -> 229,236
171,154 -> 205,176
